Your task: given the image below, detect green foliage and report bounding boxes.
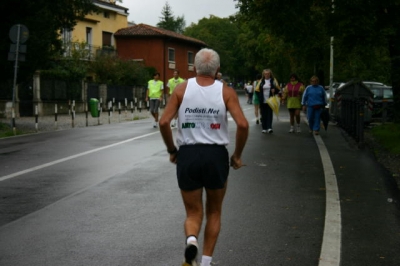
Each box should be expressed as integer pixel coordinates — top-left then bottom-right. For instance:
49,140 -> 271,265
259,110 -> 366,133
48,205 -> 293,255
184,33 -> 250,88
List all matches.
0,0 -> 97,84
235,0 -> 400,101
0,122 -> 27,138
236,0 -> 332,85
371,123 -> 400,154
40,41 -> 92,82
328,0 -> 399,109
89,55 -> 150,86
157,2 -> 186,33
184,16 -> 242,81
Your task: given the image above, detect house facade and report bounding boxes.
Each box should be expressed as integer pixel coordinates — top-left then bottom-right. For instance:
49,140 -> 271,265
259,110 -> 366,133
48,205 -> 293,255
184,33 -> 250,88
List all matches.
114,24 -> 207,92
62,0 -> 129,59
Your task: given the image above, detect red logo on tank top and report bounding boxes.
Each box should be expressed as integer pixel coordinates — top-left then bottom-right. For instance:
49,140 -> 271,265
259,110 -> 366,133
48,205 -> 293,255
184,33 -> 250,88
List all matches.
210,123 -> 221,129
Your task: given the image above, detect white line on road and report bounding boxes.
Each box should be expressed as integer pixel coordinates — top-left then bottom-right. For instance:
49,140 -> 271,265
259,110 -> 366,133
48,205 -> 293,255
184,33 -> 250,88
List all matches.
315,134 -> 342,266
0,131 -> 160,182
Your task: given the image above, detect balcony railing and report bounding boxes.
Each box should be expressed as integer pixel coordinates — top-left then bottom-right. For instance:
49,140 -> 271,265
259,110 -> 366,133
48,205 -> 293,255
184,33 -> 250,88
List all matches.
63,42 -> 116,60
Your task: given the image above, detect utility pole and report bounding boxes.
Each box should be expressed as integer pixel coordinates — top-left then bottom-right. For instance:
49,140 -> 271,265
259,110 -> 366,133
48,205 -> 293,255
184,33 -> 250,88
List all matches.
329,1 -> 335,114
8,24 -> 29,130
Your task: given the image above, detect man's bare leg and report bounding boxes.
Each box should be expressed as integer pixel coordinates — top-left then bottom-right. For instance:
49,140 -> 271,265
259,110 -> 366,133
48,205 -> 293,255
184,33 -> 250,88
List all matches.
181,188 -> 204,239
203,183 -> 227,256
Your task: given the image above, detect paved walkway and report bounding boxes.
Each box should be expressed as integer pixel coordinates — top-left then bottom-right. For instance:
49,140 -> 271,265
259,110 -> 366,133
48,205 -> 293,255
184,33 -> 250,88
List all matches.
0,108 -> 152,134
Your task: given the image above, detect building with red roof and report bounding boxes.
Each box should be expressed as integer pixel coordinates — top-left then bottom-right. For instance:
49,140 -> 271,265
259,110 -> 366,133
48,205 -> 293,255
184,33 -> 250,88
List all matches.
115,24 -> 207,90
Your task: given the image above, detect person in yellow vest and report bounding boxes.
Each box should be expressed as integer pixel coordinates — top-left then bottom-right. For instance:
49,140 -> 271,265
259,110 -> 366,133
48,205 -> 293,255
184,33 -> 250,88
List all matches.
167,70 -> 185,127
146,72 -> 164,128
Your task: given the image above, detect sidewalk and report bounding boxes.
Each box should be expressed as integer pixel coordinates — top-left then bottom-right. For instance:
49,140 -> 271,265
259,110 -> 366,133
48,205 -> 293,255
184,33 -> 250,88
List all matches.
0,108 -> 152,134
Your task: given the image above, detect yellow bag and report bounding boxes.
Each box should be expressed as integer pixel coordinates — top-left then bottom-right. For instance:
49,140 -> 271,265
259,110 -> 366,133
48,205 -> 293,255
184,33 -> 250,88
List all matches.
266,95 -> 280,120
254,80 -> 261,92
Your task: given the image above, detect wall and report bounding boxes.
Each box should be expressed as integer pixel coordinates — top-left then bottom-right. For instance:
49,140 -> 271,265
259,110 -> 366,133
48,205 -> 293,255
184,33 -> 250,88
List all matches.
116,37 -> 202,86
72,4 -> 128,48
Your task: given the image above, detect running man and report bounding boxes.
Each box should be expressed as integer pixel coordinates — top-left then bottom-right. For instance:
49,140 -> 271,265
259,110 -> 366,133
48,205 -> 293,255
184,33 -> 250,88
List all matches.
159,48 -> 249,266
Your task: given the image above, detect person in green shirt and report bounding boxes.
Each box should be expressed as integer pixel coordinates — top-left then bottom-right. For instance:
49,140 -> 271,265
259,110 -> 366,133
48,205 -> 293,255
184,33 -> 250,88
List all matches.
167,70 -> 185,127
146,72 -> 164,128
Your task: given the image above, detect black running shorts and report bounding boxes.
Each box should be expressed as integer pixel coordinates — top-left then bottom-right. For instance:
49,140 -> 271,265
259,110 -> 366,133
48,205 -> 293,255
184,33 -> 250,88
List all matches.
177,145 -> 229,190
149,99 -> 160,113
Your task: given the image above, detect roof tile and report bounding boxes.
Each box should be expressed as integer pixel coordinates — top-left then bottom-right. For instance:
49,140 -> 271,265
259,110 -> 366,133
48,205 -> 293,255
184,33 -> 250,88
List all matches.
115,23 -> 206,46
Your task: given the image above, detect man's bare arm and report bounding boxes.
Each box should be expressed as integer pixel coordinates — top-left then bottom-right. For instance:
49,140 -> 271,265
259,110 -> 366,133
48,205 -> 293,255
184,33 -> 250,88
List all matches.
223,86 -> 249,168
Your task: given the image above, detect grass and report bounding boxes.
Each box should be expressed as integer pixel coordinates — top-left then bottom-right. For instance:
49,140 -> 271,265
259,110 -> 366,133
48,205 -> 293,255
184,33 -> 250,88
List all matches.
370,122 -> 400,155
0,122 -> 25,138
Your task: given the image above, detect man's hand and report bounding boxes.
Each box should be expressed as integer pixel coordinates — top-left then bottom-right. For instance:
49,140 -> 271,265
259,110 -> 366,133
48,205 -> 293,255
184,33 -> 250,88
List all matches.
230,155 -> 246,170
169,153 -> 177,164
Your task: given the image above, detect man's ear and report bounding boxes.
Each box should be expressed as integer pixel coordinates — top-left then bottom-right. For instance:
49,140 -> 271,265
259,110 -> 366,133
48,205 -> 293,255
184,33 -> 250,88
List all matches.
215,67 -> 220,77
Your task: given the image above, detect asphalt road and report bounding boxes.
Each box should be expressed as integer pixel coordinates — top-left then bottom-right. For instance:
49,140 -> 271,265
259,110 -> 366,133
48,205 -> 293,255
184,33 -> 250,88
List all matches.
0,94 -> 399,266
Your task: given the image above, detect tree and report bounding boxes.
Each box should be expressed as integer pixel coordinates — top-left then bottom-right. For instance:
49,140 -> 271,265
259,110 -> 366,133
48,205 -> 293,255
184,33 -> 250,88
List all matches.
236,0 -> 332,86
156,2 -> 186,33
184,16 -> 243,81
0,0 -> 97,89
90,54 -> 149,85
328,0 -> 400,115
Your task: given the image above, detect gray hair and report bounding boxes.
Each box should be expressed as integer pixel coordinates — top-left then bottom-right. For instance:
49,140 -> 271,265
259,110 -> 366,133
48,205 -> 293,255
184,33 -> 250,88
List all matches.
194,48 -> 220,76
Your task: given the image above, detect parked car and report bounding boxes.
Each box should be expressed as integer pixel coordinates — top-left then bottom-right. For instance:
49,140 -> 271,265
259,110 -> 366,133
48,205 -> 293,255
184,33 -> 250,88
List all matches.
328,80 -> 393,123
326,82 -> 344,108
362,81 -> 394,118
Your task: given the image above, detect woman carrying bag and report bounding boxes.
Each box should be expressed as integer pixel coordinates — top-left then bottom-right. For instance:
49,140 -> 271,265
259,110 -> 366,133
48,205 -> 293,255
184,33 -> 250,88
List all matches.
255,69 -> 280,133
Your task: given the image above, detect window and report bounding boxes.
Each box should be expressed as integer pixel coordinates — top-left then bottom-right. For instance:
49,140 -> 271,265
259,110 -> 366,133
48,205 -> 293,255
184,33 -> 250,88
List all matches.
61,28 -> 72,57
188,51 -> 194,71
383,88 -> 393,99
102,32 -> 113,47
86,27 -> 92,45
168,48 -> 175,62
61,28 -> 72,43
188,51 -> 194,65
104,11 -> 110,18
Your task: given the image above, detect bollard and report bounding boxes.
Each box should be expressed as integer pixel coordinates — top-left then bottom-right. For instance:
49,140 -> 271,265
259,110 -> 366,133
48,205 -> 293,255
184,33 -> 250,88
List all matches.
108,101 -> 112,124
85,102 -> 89,127
124,98 -> 128,117
100,98 -> 103,116
54,104 -> 58,130
97,102 -> 101,125
118,102 -> 121,123
35,105 -> 38,132
71,100 -> 75,128
12,108 -> 16,136
130,101 -> 134,120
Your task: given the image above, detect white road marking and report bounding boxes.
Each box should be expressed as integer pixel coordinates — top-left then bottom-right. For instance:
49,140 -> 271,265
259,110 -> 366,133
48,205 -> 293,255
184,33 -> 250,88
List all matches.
315,135 -> 341,266
243,103 -> 341,264
0,131 -> 160,182
298,116 -> 341,266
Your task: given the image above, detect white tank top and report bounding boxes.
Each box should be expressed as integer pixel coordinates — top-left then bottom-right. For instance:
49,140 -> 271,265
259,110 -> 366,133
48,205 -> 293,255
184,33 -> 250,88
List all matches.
176,78 -> 229,146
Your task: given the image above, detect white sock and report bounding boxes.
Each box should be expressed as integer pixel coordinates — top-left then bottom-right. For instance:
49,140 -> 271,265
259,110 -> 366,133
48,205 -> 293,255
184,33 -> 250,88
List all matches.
186,236 -> 197,245
201,255 -> 212,266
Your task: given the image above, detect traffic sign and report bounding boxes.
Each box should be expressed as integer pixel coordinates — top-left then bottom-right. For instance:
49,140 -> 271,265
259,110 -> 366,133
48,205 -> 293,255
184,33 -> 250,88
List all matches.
8,53 -> 26,62
9,24 -> 29,44
10,44 -> 27,53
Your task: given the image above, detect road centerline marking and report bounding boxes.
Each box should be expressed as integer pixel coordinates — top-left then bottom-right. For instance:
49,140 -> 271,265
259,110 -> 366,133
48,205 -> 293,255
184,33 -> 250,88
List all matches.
0,131 -> 159,182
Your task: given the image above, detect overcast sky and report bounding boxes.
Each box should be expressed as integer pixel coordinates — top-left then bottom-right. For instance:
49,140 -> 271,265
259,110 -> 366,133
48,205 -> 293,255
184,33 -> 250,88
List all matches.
123,0 -> 239,27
